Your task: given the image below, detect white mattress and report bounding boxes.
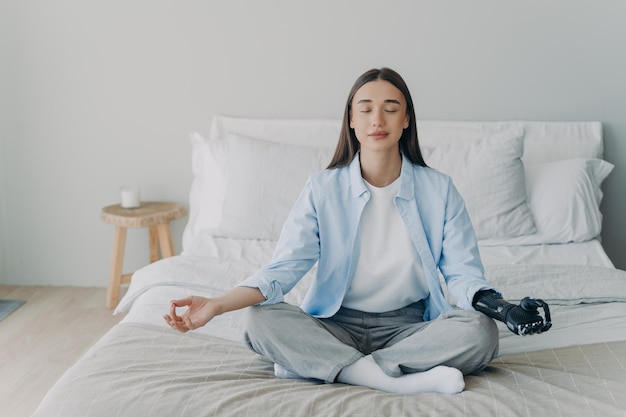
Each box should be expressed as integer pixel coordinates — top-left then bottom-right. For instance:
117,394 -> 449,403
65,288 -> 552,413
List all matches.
182,234 -> 615,268
478,239 -> 614,268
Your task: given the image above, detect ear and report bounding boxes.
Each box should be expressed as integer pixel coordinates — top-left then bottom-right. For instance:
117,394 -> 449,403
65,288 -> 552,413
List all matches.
404,114 -> 410,129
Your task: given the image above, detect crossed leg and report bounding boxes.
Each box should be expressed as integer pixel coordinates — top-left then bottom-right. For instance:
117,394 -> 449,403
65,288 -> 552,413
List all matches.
244,303 -> 498,394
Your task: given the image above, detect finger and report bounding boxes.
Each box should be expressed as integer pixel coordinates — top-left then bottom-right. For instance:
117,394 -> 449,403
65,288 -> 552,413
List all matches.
164,314 -> 177,328
174,322 -> 190,333
169,302 -> 181,320
524,321 -> 544,335
168,317 -> 190,333
171,296 -> 193,308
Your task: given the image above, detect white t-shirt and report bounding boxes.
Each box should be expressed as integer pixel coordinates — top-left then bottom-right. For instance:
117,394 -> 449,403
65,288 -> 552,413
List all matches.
342,178 -> 429,313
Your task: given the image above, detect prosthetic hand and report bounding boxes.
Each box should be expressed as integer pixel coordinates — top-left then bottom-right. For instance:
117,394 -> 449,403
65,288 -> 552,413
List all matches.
472,290 -> 552,336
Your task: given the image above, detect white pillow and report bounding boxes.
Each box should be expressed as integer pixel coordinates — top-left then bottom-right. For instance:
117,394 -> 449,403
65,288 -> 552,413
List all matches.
181,132 -> 227,252
481,158 -> 613,246
182,118 -> 340,252
422,128 -> 536,240
216,134 -> 334,240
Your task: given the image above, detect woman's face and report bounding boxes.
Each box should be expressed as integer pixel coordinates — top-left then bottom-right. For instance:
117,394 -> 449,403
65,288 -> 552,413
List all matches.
350,80 -> 409,156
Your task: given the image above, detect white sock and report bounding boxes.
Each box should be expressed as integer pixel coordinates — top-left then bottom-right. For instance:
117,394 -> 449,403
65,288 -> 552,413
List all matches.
274,363 -> 307,380
337,355 -> 465,394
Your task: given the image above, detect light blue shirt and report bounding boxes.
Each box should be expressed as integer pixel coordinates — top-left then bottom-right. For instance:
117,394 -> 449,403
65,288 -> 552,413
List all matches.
238,153 -> 493,321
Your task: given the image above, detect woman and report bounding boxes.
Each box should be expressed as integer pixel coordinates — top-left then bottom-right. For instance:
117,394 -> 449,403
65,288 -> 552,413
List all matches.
164,68 -> 550,394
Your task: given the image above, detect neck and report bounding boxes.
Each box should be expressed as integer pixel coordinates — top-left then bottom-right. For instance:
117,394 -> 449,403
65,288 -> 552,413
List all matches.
359,150 -> 402,188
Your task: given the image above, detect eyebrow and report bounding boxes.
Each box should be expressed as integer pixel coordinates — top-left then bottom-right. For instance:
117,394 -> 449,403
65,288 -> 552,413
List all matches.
356,99 -> 402,105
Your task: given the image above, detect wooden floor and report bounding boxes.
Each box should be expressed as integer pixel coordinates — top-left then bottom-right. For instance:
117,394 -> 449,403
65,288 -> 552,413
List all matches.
0,286 -> 125,417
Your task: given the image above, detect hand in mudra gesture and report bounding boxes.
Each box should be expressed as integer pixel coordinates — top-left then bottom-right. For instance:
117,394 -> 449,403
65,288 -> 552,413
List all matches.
163,287 -> 266,333
163,295 -> 220,332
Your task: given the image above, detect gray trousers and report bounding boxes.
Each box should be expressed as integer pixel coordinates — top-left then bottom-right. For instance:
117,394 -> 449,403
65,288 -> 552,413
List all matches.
244,301 -> 499,383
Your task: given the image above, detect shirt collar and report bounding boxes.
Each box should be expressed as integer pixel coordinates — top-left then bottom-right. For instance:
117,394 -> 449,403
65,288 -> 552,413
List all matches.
348,151 -> 415,200
397,153 -> 415,201
349,152 -> 368,198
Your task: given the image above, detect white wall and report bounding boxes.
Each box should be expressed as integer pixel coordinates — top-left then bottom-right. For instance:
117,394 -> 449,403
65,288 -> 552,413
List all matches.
1,0 -> 625,288
1,0 -> 10,279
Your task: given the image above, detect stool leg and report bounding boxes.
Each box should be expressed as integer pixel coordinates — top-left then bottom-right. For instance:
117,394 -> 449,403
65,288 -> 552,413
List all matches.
149,225 -> 159,263
156,223 -> 175,258
106,226 -> 127,309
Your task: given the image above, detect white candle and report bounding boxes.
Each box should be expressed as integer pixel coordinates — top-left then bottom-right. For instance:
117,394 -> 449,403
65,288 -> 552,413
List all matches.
120,186 -> 141,208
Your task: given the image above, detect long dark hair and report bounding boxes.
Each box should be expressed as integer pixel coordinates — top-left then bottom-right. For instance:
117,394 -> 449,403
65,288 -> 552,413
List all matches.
327,67 -> 427,169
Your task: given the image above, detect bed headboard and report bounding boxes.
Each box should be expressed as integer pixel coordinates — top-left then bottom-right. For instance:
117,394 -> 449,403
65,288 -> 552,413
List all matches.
415,120 -> 603,164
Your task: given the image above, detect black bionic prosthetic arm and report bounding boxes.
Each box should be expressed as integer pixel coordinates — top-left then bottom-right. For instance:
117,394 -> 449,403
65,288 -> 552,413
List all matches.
472,290 -> 552,336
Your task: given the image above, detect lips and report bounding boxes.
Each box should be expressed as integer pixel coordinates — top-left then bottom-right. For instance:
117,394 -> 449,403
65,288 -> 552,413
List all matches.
369,131 -> 389,139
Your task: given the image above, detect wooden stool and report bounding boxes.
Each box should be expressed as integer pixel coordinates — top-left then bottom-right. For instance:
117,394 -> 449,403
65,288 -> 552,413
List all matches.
101,201 -> 187,309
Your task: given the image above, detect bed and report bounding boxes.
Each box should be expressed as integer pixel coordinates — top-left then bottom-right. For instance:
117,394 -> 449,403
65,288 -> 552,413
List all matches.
32,117 -> 626,417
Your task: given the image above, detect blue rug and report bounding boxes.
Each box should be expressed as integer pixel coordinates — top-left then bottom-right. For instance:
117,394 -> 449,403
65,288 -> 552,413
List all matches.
0,299 -> 26,321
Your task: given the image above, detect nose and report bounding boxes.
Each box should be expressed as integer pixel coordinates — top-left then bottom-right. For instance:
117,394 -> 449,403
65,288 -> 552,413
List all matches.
371,108 -> 385,127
